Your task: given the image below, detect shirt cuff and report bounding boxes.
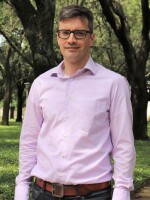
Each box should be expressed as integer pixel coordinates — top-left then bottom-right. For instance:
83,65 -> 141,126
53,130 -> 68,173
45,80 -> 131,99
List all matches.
112,187 -> 130,200
14,185 -> 30,200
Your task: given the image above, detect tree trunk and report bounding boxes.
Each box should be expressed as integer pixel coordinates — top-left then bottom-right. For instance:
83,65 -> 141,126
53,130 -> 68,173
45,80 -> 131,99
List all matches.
10,0 -> 56,77
10,106 -> 15,119
16,84 -> 24,122
1,48 -> 12,125
132,78 -> 148,139
1,79 -> 12,125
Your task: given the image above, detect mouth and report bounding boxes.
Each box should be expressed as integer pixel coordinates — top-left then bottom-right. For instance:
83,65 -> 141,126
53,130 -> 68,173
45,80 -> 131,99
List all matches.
65,47 -> 80,50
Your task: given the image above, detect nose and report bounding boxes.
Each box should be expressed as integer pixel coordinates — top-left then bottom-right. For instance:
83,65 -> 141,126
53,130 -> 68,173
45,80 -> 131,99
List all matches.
67,33 -> 77,43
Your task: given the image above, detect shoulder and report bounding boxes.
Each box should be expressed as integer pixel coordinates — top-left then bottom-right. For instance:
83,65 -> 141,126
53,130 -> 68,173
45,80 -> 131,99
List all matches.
96,62 -> 128,83
37,66 -> 58,79
95,62 -> 131,92
28,66 -> 58,94
33,66 -> 58,83
96,63 -> 123,80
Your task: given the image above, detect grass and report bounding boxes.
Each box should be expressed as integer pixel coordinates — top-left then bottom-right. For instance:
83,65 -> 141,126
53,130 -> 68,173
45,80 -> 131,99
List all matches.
133,123 -> 150,193
0,121 -> 21,199
0,120 -> 150,199
133,140 -> 150,192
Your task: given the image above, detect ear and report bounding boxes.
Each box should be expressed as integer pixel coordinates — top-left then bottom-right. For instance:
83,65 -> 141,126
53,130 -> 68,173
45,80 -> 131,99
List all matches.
89,33 -> 95,46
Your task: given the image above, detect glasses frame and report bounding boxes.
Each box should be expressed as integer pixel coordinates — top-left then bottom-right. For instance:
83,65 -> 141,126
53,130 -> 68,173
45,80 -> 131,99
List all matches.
57,29 -> 93,39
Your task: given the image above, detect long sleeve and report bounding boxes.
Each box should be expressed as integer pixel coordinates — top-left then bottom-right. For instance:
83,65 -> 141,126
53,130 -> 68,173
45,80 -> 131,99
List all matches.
14,80 -> 43,200
110,77 -> 136,200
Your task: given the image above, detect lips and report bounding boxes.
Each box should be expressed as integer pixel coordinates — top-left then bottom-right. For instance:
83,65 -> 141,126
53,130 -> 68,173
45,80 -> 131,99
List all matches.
65,46 -> 80,50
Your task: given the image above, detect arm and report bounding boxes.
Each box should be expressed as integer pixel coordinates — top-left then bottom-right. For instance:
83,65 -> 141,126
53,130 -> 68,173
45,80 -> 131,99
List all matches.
110,76 -> 136,200
14,80 -> 43,200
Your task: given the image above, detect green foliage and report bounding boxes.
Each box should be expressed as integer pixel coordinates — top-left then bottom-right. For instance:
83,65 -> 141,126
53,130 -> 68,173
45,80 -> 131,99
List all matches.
133,123 -> 150,193
133,139 -> 150,192
0,121 -> 21,199
0,120 -> 150,199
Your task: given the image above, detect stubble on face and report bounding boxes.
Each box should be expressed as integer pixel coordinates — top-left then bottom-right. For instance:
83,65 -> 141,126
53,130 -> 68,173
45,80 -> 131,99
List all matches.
57,17 -> 94,69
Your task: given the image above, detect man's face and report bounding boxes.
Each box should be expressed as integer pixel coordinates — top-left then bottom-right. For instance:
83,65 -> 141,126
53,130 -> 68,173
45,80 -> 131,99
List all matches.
57,17 -> 94,65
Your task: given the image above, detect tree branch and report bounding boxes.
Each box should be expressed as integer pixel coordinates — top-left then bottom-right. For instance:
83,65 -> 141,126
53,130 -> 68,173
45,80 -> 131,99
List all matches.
98,0 -> 118,35
0,29 -> 34,67
0,64 -> 4,77
141,0 -> 150,41
137,0 -> 150,69
98,0 -> 137,79
9,0 -> 37,29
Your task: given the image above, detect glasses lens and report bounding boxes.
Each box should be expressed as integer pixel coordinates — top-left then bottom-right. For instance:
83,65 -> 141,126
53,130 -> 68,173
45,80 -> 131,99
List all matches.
58,30 -> 70,39
57,30 -> 90,39
74,30 -> 86,39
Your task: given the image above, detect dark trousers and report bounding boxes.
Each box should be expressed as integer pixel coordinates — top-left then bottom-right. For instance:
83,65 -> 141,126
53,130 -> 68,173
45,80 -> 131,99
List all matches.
31,183 -> 112,200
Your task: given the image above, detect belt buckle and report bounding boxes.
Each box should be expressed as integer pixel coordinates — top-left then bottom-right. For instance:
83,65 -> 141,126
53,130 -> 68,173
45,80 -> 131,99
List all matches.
52,183 -> 64,198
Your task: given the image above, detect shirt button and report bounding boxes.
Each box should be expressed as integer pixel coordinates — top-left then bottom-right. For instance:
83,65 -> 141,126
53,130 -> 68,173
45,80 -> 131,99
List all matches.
65,113 -> 69,119
61,152 -> 65,158
62,155 -> 65,158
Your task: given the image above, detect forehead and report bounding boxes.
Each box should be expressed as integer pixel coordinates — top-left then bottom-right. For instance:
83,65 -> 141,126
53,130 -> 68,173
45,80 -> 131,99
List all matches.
58,17 -> 89,30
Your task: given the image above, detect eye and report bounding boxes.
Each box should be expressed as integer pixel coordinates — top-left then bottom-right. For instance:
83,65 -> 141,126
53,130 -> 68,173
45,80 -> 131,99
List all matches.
74,30 -> 85,37
61,30 -> 70,35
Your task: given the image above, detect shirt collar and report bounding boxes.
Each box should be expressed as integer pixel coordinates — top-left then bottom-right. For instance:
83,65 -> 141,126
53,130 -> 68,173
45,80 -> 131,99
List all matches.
83,57 -> 99,75
51,57 -> 98,78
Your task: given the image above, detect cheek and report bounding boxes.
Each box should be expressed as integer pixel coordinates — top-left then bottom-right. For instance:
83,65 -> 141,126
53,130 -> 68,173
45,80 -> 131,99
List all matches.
57,38 -> 65,47
83,37 -> 94,48
57,39 -> 61,47
58,42 -> 65,54
83,41 -> 92,49
58,42 -> 65,53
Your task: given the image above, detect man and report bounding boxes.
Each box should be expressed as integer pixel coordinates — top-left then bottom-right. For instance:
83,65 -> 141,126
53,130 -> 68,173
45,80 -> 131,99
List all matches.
15,5 -> 136,200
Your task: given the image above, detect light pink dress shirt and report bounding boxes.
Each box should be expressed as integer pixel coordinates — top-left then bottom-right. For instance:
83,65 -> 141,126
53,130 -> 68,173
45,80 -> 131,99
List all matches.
15,57 -> 136,200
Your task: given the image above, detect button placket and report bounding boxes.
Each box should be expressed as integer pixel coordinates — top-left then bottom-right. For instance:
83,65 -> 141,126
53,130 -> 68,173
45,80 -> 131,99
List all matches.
60,78 -> 74,160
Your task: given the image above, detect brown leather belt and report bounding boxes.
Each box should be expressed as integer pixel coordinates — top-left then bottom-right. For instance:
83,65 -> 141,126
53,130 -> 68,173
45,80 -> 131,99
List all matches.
35,178 -> 110,197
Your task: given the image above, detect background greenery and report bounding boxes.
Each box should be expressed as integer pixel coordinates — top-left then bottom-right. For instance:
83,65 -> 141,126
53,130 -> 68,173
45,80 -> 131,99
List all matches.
0,121 -> 20,199
0,120 -> 150,199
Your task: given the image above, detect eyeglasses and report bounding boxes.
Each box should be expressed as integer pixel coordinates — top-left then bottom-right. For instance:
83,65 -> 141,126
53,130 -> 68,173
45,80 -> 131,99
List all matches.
57,30 -> 92,39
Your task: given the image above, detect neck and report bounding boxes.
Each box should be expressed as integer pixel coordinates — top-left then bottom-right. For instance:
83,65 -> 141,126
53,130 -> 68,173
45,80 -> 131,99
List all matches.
63,56 -> 90,76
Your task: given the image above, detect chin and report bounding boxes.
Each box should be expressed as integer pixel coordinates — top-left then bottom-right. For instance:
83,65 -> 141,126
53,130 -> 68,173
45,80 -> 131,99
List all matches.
65,54 -> 80,60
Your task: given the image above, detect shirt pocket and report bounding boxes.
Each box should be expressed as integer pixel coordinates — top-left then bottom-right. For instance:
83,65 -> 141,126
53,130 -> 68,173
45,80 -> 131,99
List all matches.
77,101 -> 109,135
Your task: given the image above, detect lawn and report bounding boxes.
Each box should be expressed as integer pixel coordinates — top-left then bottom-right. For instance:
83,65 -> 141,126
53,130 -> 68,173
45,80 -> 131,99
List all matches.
0,121 -> 150,199
0,121 -> 21,199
